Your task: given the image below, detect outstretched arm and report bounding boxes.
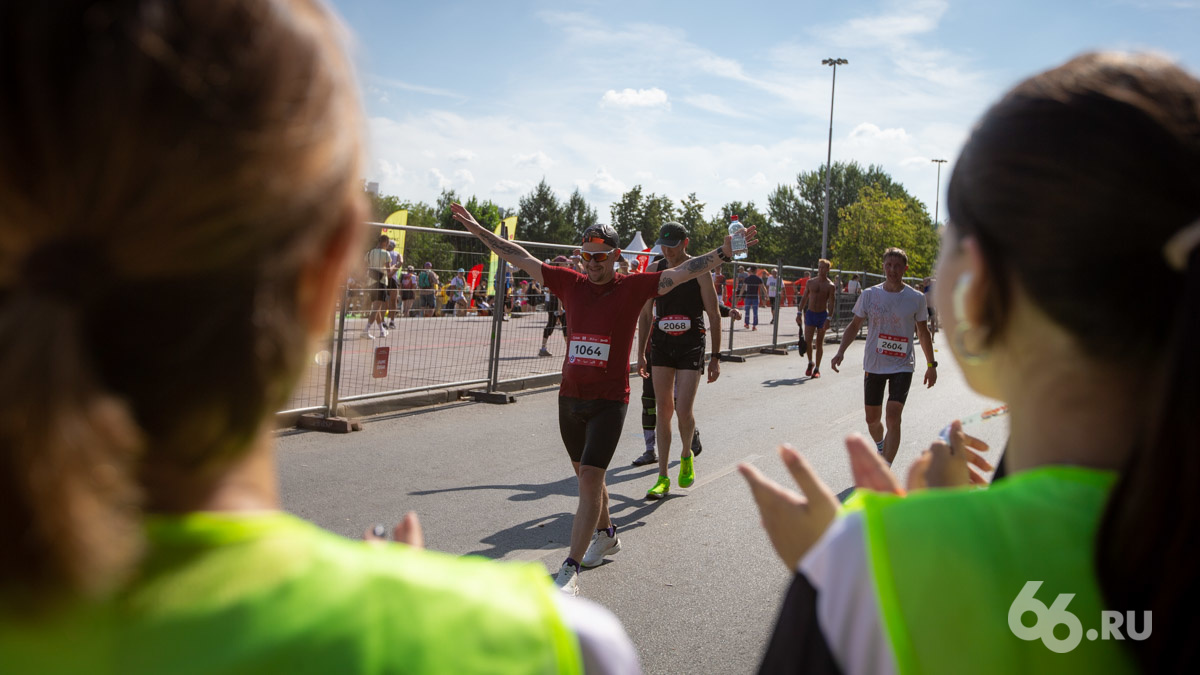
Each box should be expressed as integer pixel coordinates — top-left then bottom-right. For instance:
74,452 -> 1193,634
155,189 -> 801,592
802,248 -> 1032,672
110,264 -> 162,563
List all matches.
657,226 -> 758,296
450,203 -> 544,285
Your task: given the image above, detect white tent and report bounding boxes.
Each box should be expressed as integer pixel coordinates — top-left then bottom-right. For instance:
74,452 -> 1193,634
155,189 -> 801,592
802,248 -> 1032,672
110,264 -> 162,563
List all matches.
622,232 -> 660,262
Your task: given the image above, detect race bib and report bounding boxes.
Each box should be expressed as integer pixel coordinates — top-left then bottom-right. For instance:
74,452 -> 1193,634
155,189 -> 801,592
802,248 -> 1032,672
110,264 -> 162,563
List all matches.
657,315 -> 692,336
877,333 -> 910,358
568,333 -> 611,368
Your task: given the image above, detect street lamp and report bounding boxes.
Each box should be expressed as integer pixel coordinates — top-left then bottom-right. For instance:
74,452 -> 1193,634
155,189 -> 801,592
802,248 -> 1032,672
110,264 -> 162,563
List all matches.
931,158 -> 947,225
821,58 -> 848,260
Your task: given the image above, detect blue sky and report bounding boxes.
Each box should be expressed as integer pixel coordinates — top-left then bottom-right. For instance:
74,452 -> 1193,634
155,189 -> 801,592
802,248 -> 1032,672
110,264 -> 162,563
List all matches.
331,0 -> 1200,222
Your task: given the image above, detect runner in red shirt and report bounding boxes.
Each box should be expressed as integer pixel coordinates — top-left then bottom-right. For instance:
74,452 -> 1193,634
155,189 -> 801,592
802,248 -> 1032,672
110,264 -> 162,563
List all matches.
451,203 -> 757,596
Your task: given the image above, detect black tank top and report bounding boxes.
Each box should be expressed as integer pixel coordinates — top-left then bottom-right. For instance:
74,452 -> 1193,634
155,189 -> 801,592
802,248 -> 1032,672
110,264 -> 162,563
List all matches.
652,258 -> 705,343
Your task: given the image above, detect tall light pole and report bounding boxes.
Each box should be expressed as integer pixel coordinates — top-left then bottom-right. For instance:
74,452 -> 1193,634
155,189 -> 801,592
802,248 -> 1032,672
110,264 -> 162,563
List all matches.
931,158 -> 947,225
821,58 -> 848,260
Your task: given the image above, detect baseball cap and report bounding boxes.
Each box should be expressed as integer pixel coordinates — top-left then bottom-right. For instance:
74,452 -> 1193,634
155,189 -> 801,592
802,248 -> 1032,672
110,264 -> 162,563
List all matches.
423,262 -> 432,268
552,255 -> 570,263
457,268 -> 465,273
656,221 -> 688,247
580,224 -> 619,248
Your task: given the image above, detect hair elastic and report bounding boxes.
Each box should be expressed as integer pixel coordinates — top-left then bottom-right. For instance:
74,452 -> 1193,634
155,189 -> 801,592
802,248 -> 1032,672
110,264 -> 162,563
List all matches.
1164,218 -> 1200,272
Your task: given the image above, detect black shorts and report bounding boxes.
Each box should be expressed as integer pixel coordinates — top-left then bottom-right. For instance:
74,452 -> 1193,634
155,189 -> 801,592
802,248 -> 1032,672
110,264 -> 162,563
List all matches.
649,336 -> 706,372
387,277 -> 399,290
370,283 -> 387,302
400,289 -> 414,300
558,396 -> 629,469
864,371 -> 914,407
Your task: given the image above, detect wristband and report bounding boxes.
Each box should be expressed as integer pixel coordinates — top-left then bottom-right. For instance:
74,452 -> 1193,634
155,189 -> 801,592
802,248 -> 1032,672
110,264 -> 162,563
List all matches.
716,247 -> 732,263
710,352 -> 720,359
928,361 -> 938,368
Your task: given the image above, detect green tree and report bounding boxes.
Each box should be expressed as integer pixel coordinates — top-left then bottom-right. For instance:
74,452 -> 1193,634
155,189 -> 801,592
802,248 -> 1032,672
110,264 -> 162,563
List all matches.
562,188 -> 598,242
609,185 -> 645,244
831,185 -> 937,277
677,193 -> 718,252
788,161 -> 928,262
767,184 -> 821,268
517,179 -> 564,243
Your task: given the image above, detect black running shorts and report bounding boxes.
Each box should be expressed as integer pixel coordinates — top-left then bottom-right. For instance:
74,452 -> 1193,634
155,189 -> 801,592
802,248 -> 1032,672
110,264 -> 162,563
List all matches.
558,396 -> 629,469
864,371 -> 914,407
649,340 -> 706,372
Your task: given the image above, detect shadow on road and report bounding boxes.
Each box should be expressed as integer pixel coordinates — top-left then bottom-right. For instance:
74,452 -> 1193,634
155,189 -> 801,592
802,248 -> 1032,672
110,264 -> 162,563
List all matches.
409,462 -> 673,501
761,377 -> 810,387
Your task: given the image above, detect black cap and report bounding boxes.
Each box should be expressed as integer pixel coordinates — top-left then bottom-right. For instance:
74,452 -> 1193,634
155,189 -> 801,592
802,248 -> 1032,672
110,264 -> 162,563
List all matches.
581,224 -> 619,248
656,221 -> 688,247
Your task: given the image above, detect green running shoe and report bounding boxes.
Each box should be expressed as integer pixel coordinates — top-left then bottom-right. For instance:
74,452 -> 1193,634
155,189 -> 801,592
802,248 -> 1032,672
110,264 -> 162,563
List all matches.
646,475 -> 671,499
679,454 -> 695,488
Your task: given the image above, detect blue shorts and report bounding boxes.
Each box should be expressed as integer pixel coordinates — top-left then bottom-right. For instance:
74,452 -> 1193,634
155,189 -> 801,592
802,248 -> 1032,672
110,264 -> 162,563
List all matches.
804,310 -> 829,327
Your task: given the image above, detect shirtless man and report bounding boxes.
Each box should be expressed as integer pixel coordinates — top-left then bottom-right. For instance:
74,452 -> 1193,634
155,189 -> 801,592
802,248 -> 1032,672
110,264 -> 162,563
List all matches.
796,259 -> 836,378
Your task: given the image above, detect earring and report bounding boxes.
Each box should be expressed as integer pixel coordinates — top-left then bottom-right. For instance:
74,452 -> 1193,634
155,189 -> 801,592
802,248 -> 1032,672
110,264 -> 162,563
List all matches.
953,273 -> 990,364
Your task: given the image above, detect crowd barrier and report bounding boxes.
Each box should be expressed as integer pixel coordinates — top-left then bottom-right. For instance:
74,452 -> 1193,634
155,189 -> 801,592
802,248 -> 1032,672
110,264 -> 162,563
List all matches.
280,223 -> 927,417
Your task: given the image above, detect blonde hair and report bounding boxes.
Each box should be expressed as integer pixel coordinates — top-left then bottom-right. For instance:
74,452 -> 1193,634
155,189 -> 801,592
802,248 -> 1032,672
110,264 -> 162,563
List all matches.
0,0 -> 364,611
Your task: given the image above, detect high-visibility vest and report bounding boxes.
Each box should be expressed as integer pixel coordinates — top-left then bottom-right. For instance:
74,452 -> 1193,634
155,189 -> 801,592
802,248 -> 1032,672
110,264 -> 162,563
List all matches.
851,466 -> 1139,674
0,512 -> 582,674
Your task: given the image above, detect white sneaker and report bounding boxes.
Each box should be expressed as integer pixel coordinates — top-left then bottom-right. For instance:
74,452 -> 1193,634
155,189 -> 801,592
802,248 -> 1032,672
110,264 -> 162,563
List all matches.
554,562 -> 579,596
581,530 -> 621,568
380,326 -> 389,338
362,331 -> 375,340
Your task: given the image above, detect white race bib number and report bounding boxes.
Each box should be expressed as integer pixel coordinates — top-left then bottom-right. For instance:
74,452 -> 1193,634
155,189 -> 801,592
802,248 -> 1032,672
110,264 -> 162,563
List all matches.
657,315 -> 692,336
877,333 -> 910,358
568,333 -> 612,368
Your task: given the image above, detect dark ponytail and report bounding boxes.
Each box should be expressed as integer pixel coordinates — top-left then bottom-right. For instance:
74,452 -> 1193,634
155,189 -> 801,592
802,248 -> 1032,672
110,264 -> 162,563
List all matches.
0,293 -> 143,613
946,53 -> 1200,671
1096,244 -> 1200,671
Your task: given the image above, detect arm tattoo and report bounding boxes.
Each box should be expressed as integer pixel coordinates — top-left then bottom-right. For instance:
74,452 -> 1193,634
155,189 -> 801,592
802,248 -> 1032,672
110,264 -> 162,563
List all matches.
658,276 -> 675,292
685,253 -> 714,273
477,227 -> 526,260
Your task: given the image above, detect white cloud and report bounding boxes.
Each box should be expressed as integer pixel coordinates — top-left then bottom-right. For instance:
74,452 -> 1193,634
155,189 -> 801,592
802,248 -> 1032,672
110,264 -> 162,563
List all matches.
492,179 -> 528,194
453,169 -> 475,185
449,149 -> 476,162
429,168 -> 450,190
683,94 -> 754,119
576,167 -> 627,196
749,172 -> 769,188
848,123 -> 911,144
367,75 -> 468,102
601,88 -> 670,109
513,151 -> 554,169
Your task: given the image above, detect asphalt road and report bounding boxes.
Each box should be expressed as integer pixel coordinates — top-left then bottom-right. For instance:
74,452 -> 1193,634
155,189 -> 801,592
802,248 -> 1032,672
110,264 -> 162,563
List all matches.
275,338 -> 1008,675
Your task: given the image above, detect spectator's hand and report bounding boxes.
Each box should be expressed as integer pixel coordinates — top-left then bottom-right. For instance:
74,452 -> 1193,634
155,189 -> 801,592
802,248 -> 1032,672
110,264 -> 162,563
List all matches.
908,421 -> 993,489
637,355 -> 648,378
739,444 -> 838,570
924,366 -> 938,388
364,512 -> 424,549
845,434 -> 905,496
795,314 -> 801,326
707,356 -> 721,383
830,352 -> 844,373
823,318 -> 831,330
730,308 -> 742,321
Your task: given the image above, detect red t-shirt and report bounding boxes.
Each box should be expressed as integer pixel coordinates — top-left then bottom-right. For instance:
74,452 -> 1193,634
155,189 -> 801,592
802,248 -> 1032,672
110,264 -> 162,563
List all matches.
541,263 -> 662,402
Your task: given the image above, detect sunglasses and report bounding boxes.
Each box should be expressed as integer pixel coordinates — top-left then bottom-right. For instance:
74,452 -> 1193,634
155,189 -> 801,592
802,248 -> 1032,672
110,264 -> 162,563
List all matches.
579,248 -> 617,263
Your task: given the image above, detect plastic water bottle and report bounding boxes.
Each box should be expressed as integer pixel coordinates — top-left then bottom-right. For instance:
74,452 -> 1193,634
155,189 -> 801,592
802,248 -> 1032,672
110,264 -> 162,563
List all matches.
728,215 -> 748,260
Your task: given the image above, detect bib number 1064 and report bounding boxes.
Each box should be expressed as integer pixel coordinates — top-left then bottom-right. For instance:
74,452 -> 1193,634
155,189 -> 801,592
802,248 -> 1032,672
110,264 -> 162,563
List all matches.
568,334 -> 611,368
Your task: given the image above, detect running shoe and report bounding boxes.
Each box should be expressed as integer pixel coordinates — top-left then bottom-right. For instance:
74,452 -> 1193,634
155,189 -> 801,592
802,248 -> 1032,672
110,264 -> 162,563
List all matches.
805,362 -> 814,377
380,326 -> 389,338
812,369 -> 821,379
646,475 -> 671,499
632,449 -> 658,466
538,348 -> 552,357
581,529 -> 621,567
679,455 -> 695,488
362,331 -> 375,340
555,562 -> 579,596
691,428 -> 702,457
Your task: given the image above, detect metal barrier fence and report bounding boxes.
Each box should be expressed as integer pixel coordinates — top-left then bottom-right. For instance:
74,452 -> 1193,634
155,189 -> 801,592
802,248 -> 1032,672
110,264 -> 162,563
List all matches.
280,223 -> 928,417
